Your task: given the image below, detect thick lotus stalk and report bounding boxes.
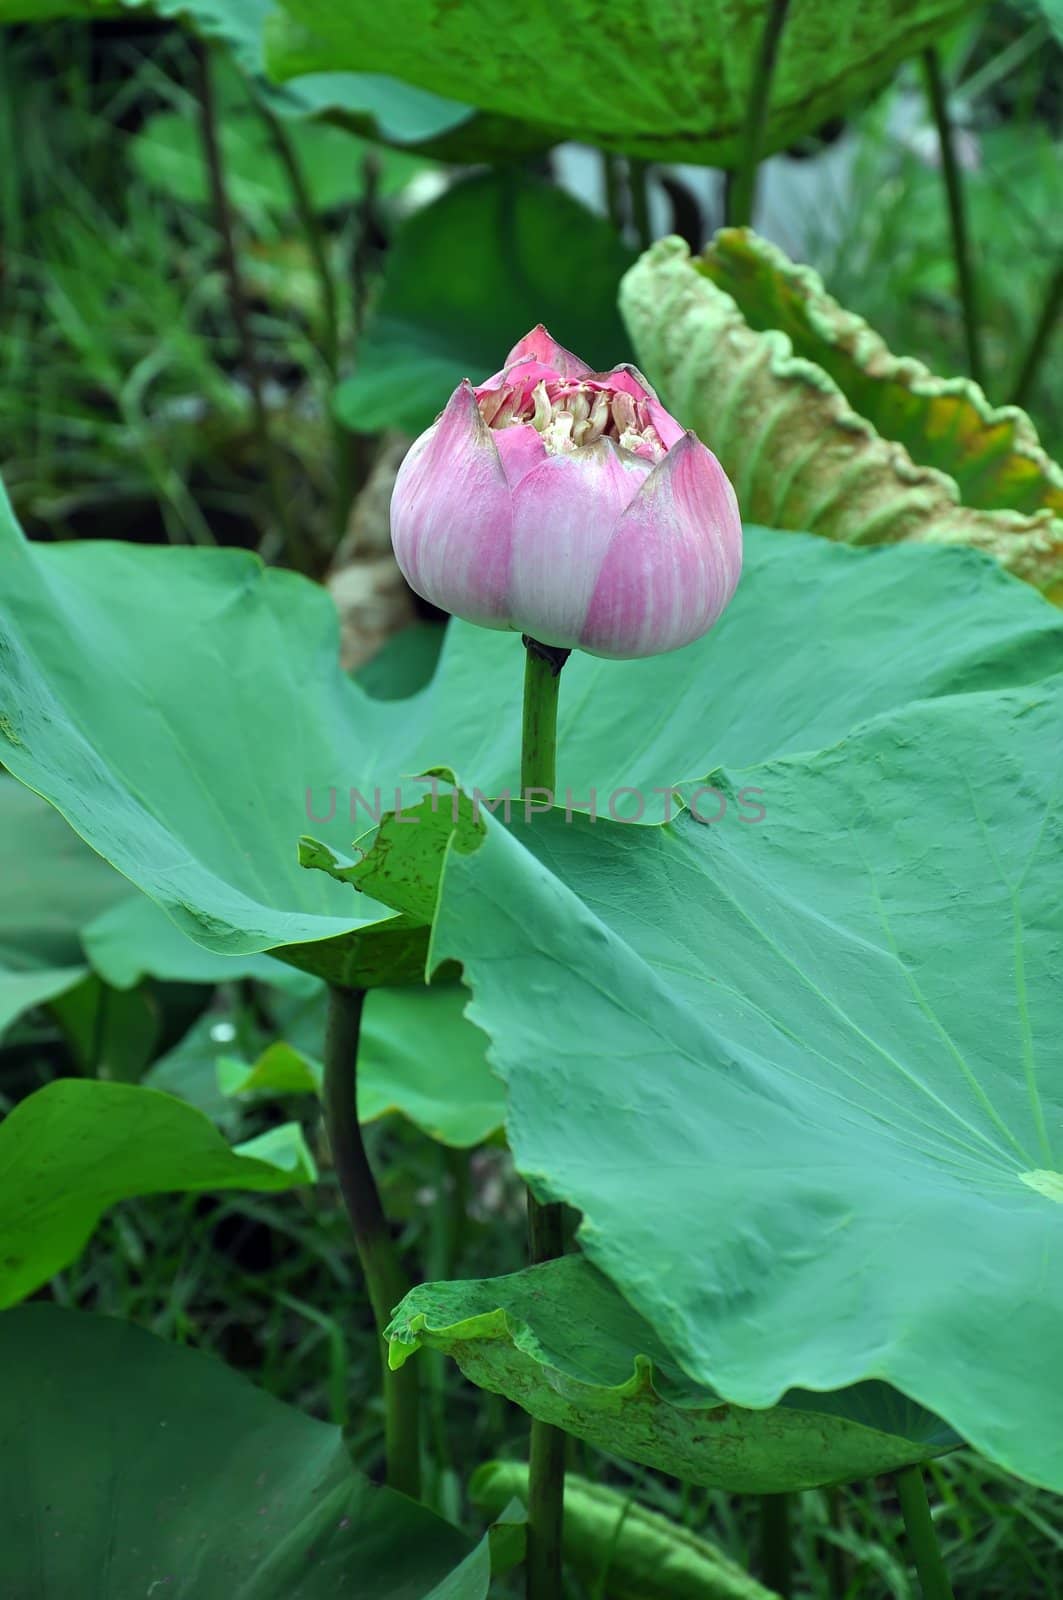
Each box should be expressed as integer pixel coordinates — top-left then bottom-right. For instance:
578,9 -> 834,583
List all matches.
389,326 -> 743,659
620,231 -> 1063,603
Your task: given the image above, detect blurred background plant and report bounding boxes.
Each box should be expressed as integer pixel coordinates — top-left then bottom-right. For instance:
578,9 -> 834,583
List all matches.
1,3 -> 1058,570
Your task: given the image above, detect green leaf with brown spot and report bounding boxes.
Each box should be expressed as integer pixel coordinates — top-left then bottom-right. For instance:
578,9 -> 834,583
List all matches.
388,1256 -> 957,1493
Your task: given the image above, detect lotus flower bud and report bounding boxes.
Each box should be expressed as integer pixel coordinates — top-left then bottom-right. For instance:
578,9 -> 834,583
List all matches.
390,326 -> 742,659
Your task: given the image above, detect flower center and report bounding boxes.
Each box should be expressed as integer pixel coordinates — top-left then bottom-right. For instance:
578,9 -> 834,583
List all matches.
478,378 -> 666,462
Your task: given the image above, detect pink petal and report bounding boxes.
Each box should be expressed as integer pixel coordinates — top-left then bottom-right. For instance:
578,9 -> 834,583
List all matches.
506,442 -> 651,649
643,399 -> 685,451
598,363 -> 660,401
597,365 -> 685,449
475,360 -> 564,400
579,432 -> 742,659
504,324 -> 592,378
390,381 -> 513,627
493,422 -> 548,489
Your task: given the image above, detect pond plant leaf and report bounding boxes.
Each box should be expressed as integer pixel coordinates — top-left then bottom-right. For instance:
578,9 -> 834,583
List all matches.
2,484 -> 1062,983
264,0 -> 971,167
218,981 -> 505,1147
364,679 -> 1063,1492
388,1256 -> 958,1492
621,232 -> 1063,599
0,1303 -> 489,1598
0,1079 -> 315,1305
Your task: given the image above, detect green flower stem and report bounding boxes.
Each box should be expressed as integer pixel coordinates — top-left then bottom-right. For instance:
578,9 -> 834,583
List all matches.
520,636 -> 571,1600
521,636 -> 570,794
922,47 -> 983,389
724,0 -> 794,229
323,983 -> 420,1499
897,1465 -> 955,1600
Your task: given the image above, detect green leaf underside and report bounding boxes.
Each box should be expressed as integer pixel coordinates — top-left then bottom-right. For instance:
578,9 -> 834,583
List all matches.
3,481 -> 1063,981
0,1080 -> 315,1306
0,1304 -> 487,1599
82,892 -> 316,993
334,172 -> 636,436
620,235 -> 1063,597
367,682 -> 1063,1492
389,1257 -> 957,1492
699,232 -> 1063,520
265,0 -> 969,165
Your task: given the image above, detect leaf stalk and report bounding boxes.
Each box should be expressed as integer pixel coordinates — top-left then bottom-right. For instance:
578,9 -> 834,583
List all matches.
323,983 -> 420,1498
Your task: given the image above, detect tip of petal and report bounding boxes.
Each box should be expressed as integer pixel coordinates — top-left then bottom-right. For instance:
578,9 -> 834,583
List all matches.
433,377 -> 498,452
598,362 -> 660,403
504,325 -> 592,379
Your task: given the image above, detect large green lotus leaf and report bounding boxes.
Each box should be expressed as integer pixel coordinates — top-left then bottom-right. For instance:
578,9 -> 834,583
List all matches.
621,232 -> 1063,600
471,1461 -> 777,1600
388,1256 -> 957,1492
0,782 -> 310,1040
367,681 -> 1063,1491
334,172 -> 636,436
221,982 -> 504,1147
0,1079 -> 315,1305
3,482 -> 1063,978
265,0 -> 968,166
0,1303 -> 488,1599
0,779 -> 132,1033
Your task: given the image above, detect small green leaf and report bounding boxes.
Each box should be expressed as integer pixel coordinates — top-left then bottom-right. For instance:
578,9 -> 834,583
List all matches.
83,892 -> 316,993
0,1079 -> 315,1305
132,105 -> 427,220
